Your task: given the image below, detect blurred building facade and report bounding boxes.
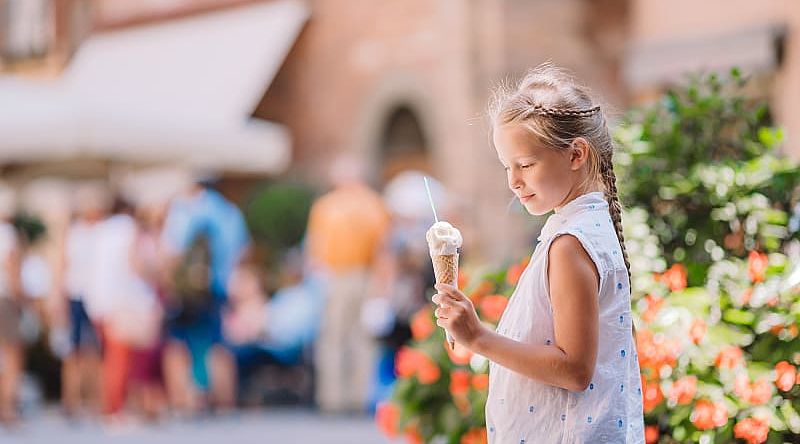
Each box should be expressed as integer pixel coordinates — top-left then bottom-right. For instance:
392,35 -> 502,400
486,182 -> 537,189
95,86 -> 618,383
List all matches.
1,0 -> 799,262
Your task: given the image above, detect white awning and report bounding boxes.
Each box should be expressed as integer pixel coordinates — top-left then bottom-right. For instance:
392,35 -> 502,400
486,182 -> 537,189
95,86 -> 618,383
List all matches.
624,25 -> 781,89
0,0 -> 308,173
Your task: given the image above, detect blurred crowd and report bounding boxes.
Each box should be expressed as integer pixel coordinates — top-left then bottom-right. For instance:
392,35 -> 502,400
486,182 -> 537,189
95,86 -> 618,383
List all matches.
0,159 -> 452,428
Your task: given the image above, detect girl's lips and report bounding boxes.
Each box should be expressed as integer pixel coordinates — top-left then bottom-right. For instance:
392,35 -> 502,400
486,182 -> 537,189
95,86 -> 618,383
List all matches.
519,194 -> 534,203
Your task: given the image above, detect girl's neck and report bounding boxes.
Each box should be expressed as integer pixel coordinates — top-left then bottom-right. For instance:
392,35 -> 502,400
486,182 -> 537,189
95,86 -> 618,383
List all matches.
554,184 -> 603,213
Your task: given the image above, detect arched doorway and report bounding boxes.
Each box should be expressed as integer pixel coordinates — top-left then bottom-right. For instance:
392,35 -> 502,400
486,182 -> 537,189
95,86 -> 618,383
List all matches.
378,105 -> 430,185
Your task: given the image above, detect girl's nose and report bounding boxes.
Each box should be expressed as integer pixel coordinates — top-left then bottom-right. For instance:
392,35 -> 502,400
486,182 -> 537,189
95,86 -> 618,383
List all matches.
508,170 -> 523,190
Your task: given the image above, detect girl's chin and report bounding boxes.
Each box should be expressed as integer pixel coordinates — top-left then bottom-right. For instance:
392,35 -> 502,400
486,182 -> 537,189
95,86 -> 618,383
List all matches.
523,202 -> 551,216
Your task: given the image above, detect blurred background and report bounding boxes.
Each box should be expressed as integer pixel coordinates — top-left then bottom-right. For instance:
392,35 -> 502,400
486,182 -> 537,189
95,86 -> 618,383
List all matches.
0,0 -> 798,443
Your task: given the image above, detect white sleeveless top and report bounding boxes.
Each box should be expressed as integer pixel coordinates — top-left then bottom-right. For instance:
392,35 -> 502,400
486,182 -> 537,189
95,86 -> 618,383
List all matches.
485,192 -> 644,444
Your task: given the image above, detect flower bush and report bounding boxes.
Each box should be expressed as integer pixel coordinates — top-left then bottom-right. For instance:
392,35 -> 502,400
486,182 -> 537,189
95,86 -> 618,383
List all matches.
377,70 -> 800,443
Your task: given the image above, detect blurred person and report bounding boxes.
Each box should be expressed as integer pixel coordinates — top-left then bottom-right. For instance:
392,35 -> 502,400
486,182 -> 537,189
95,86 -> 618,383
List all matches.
306,155 -> 390,414
0,186 -> 24,425
225,251 -> 322,402
161,179 -> 250,414
119,202 -> 170,421
57,184 -> 108,418
86,198 -> 141,419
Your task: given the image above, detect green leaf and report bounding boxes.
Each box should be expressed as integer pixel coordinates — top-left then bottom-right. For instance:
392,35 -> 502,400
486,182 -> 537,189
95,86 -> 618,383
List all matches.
722,308 -> 756,326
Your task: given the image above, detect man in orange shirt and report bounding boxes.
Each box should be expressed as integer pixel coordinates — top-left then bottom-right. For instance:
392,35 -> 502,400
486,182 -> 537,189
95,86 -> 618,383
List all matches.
306,156 -> 389,414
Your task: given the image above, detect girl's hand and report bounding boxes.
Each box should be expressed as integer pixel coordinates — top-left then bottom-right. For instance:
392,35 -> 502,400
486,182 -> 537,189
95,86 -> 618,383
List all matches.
432,283 -> 486,349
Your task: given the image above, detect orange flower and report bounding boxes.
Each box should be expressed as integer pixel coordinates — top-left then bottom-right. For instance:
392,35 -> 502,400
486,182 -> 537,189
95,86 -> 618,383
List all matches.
396,347 -> 421,378
445,340 -> 473,365
458,270 -> 469,290
410,307 -> 435,341
740,287 -> 753,305
669,376 -> 697,405
734,416 -> 770,444
747,251 -> 768,283
416,353 -> 441,385
689,319 -> 706,344
715,346 -> 744,370
690,399 -> 728,430
637,329 -> 680,373
506,257 -> 530,286
645,425 -> 659,444
734,373 -> 752,400
643,380 -> 663,413
479,295 -> 509,322
775,361 -> 797,392
747,379 -> 773,405
453,394 -> 471,415
471,373 -> 489,391
450,369 -> 471,396
469,280 -> 494,304
658,263 -> 687,292
405,424 -> 424,444
460,427 -> 488,444
642,294 -> 664,323
375,401 -> 400,437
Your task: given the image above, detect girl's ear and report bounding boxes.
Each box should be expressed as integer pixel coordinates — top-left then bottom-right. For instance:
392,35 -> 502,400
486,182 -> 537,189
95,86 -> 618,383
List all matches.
569,138 -> 591,171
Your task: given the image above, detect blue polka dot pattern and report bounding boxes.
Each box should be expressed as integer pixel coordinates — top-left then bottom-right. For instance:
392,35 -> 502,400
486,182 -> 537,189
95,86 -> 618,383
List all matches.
620,384 -> 624,393
618,419 -> 624,428
619,315 -> 624,323
617,282 -> 623,290
561,414 -> 566,421
545,339 -> 552,345
529,405 -> 535,413
587,416 -> 593,424
589,383 -> 594,391
620,349 -> 626,358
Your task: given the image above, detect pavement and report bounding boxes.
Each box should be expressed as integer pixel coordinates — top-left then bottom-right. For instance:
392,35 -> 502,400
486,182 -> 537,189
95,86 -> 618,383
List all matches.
0,408 -> 396,444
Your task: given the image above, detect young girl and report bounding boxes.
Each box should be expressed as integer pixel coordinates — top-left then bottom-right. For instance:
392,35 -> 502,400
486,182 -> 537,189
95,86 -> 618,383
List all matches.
433,65 -> 645,443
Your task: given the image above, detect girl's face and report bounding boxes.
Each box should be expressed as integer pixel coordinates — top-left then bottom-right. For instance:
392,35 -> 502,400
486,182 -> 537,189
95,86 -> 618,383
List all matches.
493,123 -> 590,216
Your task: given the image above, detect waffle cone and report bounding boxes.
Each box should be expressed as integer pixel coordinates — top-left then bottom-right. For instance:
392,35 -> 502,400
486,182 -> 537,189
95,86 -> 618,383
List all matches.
432,254 -> 459,286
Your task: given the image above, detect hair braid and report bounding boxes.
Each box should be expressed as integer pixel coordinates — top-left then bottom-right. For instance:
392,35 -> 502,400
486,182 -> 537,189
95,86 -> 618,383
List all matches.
600,155 -> 631,283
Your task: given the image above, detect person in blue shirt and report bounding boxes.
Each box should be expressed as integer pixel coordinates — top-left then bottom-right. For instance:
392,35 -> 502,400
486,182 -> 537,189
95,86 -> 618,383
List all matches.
161,180 -> 251,413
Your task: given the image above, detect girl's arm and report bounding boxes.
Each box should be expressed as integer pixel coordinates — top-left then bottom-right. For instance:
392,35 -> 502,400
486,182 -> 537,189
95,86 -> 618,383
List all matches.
434,234 -> 599,392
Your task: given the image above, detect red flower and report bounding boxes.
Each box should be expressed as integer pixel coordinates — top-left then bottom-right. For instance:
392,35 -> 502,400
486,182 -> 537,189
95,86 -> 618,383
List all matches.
449,369 -> 471,396
734,416 -> 770,444
690,399 -> 728,430
643,380 -> 663,413
715,346 -> 744,370
506,257 -> 530,286
460,427 -> 488,444
645,425 -> 659,444
471,373 -> 489,391
642,294 -> 664,323
479,295 -> 509,322
410,307 -> 435,341
689,319 -> 706,344
669,376 -> 697,405
775,361 -> 797,392
748,251 -> 768,283
375,401 -> 400,437
657,263 -> 687,292
445,340 -> 473,366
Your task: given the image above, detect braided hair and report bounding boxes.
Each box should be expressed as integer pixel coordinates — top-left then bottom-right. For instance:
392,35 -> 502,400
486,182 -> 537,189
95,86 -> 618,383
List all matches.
489,63 -> 631,283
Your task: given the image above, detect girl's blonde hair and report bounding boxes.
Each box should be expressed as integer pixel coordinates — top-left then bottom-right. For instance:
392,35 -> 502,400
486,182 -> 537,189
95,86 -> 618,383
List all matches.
489,63 -> 631,280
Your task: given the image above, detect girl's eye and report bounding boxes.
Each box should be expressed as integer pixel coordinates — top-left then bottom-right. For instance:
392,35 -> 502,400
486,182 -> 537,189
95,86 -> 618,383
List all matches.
520,164 -> 533,169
